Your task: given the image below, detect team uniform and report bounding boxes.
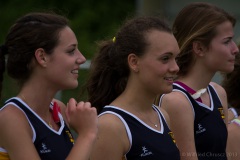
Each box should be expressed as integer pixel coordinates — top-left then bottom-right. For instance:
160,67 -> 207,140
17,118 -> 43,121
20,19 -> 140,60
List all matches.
160,82 -> 227,160
99,105 -> 180,160
0,97 -> 74,160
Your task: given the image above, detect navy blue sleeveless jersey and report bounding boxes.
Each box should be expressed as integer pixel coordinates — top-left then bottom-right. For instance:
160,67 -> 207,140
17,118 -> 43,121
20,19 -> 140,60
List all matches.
3,97 -> 74,160
99,105 -> 180,160
172,83 -> 227,160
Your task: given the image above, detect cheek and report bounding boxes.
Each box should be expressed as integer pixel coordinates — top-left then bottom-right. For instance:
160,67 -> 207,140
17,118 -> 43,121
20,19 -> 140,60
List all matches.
207,51 -> 233,72
210,44 -> 231,58
141,63 -> 165,78
207,48 -> 225,62
140,65 -> 167,86
46,61 -> 71,83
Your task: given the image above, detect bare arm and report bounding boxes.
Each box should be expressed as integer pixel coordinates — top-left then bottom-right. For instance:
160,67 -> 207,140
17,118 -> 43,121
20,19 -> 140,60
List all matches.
90,113 -> 130,160
0,105 -> 41,160
161,92 -> 198,160
226,121 -> 240,160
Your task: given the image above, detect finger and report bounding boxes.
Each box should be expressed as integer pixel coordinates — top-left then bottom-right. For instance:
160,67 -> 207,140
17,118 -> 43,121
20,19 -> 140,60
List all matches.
68,98 -> 77,107
76,101 -> 85,109
84,102 -> 91,108
68,98 -> 77,112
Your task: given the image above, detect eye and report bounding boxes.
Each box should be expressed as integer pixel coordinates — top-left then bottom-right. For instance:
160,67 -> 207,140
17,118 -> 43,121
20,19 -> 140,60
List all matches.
161,56 -> 170,63
224,39 -> 231,45
68,49 -> 75,55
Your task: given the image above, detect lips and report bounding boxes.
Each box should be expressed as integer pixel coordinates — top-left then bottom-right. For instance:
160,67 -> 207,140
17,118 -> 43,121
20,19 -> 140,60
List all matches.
229,59 -> 235,63
164,77 -> 175,84
164,75 -> 177,81
164,77 -> 173,81
71,69 -> 79,74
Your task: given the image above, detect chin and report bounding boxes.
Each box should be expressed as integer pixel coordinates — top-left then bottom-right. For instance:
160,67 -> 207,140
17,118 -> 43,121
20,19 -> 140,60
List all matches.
66,82 -> 79,89
162,87 -> 173,94
222,67 -> 234,73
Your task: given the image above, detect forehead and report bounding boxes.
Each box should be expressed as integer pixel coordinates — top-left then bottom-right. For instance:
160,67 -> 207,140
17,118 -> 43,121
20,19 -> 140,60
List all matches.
58,26 -> 78,46
145,30 -> 179,55
214,21 -> 234,38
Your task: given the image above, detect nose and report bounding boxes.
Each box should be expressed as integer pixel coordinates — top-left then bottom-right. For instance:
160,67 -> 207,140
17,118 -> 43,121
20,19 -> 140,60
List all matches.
76,49 -> 86,64
232,41 -> 239,55
170,59 -> 179,73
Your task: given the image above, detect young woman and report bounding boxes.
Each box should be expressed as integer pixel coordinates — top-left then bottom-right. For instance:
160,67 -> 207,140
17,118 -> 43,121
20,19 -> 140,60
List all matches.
156,2 -> 239,160
0,12 -> 97,160
84,16 -> 180,160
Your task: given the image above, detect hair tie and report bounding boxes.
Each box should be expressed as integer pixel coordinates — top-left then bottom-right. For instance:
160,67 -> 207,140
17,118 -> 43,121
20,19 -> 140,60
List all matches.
112,37 -> 116,43
0,45 -> 8,55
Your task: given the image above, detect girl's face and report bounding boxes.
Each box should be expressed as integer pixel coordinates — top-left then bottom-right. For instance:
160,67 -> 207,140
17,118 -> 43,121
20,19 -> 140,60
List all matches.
136,30 -> 180,95
204,21 -> 239,73
44,26 -> 86,90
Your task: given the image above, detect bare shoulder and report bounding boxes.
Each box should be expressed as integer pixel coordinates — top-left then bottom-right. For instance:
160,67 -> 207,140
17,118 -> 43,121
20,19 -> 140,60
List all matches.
0,104 -> 29,126
210,82 -> 226,96
210,82 -> 228,109
161,91 -> 193,114
98,113 -> 126,133
98,113 -> 129,145
91,113 -> 129,159
161,91 -> 195,130
0,104 -> 33,148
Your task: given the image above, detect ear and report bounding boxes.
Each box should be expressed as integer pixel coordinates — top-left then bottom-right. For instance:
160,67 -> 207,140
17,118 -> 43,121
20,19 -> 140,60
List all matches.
192,41 -> 206,56
35,48 -> 48,67
128,53 -> 139,72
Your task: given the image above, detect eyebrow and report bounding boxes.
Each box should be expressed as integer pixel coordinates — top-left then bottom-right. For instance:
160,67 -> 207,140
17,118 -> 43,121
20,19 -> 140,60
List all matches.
67,44 -> 77,48
162,52 -> 174,55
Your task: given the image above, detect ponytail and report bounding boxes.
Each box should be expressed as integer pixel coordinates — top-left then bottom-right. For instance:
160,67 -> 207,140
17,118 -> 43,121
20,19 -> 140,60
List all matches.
84,40 -> 128,114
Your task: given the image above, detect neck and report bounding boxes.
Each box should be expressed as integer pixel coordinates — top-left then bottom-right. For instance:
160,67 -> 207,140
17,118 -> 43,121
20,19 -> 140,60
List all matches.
18,84 -> 56,116
179,61 -> 216,90
18,93 -> 55,128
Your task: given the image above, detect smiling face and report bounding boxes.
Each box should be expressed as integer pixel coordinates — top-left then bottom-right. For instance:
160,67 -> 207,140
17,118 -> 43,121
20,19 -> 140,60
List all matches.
44,26 -> 86,90
135,30 -> 180,95
204,21 -> 239,73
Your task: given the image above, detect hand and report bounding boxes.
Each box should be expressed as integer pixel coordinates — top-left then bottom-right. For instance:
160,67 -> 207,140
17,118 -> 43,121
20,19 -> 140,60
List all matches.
65,98 -> 98,138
